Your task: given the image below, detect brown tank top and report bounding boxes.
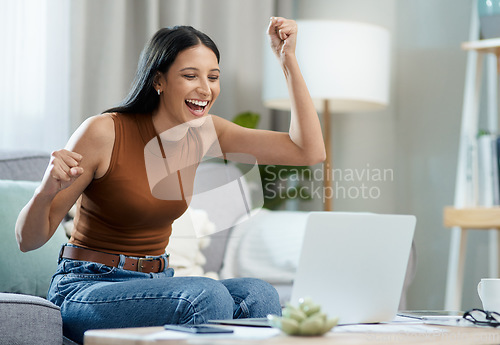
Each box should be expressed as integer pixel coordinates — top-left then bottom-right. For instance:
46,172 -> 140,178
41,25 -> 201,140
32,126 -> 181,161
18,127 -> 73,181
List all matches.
69,113 -> 194,256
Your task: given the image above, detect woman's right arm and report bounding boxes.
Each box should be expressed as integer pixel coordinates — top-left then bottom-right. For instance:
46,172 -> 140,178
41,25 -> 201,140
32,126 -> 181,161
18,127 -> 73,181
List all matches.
15,114 -> 114,252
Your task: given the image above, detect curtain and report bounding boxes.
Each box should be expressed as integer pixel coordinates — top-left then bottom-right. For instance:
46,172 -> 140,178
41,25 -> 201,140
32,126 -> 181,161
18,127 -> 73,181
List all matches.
0,0 -> 70,152
69,0 -> 294,133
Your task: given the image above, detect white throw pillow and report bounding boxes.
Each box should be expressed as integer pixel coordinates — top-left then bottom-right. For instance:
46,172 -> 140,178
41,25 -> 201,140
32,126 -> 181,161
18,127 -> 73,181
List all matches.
220,209 -> 309,284
168,208 -> 219,279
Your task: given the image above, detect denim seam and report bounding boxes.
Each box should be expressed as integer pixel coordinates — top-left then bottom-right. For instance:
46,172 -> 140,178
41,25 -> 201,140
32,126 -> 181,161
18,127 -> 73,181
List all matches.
64,294 -> 201,323
51,284 -> 65,306
231,295 -> 250,318
66,294 -> 197,313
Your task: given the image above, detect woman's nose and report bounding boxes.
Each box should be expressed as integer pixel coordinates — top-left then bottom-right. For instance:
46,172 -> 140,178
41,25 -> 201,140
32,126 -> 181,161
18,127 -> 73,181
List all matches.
197,79 -> 210,97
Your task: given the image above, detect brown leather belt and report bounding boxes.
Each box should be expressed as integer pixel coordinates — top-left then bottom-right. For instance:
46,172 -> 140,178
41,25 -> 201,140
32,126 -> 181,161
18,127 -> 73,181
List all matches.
60,246 -> 166,273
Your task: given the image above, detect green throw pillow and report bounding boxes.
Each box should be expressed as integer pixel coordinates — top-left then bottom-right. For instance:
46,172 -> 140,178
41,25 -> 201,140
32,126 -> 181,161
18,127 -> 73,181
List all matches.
0,180 -> 68,298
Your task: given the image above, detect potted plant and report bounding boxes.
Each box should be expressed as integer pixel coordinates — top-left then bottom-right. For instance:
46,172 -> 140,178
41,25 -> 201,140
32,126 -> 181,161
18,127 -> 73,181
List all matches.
232,111 -> 312,210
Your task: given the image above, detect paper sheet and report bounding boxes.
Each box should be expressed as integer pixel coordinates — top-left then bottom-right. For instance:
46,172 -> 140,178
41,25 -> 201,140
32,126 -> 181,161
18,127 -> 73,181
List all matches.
334,324 -> 449,334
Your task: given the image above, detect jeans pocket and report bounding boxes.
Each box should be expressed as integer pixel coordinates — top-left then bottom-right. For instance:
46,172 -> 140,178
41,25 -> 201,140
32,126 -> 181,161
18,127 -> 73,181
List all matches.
62,259 -> 117,279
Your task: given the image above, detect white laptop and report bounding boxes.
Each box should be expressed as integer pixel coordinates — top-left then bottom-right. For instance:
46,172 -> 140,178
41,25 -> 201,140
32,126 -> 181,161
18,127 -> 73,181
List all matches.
290,211 -> 416,325
210,211 -> 416,327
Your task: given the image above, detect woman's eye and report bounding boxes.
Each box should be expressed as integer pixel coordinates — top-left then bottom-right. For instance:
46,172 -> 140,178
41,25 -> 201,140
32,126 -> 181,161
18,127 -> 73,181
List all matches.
209,75 -> 219,81
183,75 -> 196,80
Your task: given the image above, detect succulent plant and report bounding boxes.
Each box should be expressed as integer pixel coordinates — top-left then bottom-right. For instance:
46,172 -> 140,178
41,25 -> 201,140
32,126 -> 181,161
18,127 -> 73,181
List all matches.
267,297 -> 339,336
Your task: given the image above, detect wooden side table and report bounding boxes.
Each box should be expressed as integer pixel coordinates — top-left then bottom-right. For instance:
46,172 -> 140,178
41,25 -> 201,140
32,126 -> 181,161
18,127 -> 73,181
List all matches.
443,207 -> 500,310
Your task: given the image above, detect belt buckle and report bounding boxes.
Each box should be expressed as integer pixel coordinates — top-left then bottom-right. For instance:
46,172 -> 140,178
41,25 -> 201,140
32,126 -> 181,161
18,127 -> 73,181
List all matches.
137,257 -> 156,272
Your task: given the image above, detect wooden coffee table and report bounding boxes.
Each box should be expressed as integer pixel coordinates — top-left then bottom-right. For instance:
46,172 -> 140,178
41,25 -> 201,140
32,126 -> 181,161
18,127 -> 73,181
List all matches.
84,323 -> 500,345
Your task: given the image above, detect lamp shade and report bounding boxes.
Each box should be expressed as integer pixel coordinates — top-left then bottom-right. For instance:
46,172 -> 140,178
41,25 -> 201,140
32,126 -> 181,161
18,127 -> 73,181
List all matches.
263,20 -> 391,112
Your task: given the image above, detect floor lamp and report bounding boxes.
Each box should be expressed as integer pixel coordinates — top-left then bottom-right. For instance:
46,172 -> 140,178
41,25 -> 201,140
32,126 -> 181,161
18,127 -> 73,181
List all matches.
262,20 -> 391,211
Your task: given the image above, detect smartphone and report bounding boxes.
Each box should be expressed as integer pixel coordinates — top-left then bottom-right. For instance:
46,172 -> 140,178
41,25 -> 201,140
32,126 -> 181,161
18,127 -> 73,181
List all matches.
164,324 -> 234,334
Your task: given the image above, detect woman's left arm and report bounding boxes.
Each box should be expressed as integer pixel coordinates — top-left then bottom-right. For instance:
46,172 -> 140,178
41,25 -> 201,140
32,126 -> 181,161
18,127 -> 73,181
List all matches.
214,17 -> 326,166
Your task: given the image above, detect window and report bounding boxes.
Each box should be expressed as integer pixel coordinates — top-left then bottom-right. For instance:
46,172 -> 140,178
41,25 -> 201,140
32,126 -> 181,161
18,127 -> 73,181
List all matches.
0,0 -> 70,152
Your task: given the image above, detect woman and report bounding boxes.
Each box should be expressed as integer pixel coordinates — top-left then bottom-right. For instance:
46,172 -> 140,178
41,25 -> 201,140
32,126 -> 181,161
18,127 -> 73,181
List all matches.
15,17 -> 325,343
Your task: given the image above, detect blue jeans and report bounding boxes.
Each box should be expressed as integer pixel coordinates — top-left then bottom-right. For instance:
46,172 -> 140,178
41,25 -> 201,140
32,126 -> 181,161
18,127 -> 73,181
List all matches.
47,246 -> 282,344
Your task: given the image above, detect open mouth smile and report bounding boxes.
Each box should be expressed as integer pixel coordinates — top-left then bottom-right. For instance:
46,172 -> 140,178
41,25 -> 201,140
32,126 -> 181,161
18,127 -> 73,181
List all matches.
185,99 -> 209,116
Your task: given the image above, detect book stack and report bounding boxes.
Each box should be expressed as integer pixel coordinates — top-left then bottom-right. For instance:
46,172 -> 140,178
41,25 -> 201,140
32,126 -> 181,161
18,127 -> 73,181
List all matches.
477,132 -> 500,207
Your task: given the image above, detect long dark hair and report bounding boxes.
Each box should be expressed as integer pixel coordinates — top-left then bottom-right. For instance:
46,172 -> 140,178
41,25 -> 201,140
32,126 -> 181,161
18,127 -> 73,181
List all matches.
103,26 -> 220,114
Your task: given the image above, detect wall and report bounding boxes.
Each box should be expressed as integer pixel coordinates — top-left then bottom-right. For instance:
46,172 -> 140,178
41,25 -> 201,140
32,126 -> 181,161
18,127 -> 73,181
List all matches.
296,0 -> 489,310
395,0 -> 487,311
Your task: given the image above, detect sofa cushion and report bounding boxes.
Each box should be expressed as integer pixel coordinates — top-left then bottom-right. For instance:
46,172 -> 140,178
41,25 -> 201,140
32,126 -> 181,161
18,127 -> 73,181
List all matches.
220,209 -> 309,284
0,180 -> 68,297
191,161 -> 254,274
169,208 -> 219,279
0,292 -> 62,345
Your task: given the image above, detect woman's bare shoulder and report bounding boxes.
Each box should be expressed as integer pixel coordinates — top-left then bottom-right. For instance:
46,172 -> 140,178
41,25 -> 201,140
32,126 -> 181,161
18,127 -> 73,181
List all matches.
209,114 -> 235,136
82,113 -> 115,137
67,113 -> 115,148
64,114 -> 115,175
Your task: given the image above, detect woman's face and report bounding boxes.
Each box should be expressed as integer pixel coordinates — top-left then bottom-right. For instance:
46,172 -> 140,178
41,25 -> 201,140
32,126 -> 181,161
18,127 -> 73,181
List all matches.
159,44 -> 220,125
